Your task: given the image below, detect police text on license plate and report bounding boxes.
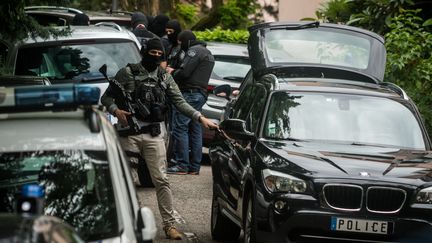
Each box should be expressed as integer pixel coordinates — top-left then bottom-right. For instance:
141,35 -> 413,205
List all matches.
330,217 -> 391,234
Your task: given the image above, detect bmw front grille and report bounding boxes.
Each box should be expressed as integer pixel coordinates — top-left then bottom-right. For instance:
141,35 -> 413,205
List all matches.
323,184 -> 406,213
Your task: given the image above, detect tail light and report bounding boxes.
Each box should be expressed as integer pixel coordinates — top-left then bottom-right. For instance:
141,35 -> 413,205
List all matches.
207,85 -> 215,93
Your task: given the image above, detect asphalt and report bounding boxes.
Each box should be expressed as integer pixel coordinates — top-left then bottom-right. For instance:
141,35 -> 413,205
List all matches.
137,164 -> 231,243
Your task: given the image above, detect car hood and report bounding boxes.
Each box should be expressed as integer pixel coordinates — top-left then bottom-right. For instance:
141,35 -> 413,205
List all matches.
259,140 -> 432,185
248,22 -> 386,83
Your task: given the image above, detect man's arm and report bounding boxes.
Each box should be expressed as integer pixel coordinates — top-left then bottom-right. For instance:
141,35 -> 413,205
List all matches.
100,67 -> 133,125
164,73 -> 218,129
170,49 -> 201,81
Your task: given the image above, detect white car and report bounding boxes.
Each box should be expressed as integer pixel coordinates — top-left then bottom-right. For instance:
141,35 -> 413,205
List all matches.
0,84 -> 156,242
1,24 -> 142,102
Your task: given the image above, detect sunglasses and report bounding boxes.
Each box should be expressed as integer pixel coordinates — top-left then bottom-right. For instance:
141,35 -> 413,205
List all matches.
166,28 -> 175,35
148,49 -> 164,56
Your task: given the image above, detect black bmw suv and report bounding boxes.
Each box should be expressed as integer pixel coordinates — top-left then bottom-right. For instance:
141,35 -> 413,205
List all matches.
209,21 -> 432,243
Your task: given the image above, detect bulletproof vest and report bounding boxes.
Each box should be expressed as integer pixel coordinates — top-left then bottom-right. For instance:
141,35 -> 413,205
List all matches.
128,63 -> 168,122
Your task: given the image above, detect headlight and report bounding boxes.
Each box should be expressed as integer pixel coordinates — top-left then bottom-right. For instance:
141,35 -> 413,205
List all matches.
415,187 -> 432,204
262,169 -> 307,193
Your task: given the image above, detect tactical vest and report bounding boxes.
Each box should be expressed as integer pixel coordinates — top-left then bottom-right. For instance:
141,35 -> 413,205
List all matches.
128,63 -> 168,123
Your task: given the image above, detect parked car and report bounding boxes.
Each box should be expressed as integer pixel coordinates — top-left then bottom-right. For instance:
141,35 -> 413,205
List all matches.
2,24 -> 141,101
202,42 -> 250,146
0,84 -> 157,242
210,21 -> 432,243
25,6 -> 132,28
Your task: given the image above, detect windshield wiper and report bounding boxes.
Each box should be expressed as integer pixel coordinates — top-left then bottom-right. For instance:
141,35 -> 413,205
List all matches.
350,142 -> 389,148
80,76 -> 107,83
222,76 -> 243,81
270,21 -> 320,30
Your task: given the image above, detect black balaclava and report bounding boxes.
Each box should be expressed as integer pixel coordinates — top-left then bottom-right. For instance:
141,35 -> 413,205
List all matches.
131,12 -> 148,29
140,38 -> 164,72
177,30 -> 196,51
72,13 -> 89,26
165,20 -> 182,45
148,14 -> 170,37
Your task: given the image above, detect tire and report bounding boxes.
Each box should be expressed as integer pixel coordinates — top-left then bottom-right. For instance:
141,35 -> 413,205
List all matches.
211,187 -> 241,240
137,157 -> 155,188
243,194 -> 257,243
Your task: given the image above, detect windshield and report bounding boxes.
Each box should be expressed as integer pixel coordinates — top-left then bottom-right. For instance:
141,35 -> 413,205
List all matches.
264,92 -> 425,149
0,150 -> 119,241
15,41 -> 141,83
265,29 -> 370,70
212,56 -> 250,82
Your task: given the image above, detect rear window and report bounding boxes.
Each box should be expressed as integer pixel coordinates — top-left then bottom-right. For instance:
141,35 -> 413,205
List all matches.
0,150 -> 119,241
265,29 -> 371,70
212,56 -> 250,82
15,41 -> 141,83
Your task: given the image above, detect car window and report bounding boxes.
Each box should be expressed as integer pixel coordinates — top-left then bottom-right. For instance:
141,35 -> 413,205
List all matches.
265,29 -> 370,69
245,85 -> 267,132
212,56 -> 250,82
231,85 -> 255,120
264,91 -> 425,149
0,42 -> 8,70
15,41 -> 141,83
0,150 -> 119,241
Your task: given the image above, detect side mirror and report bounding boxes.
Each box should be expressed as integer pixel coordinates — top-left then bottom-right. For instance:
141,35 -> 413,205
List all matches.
220,119 -> 254,140
137,207 -> 157,242
213,84 -> 232,101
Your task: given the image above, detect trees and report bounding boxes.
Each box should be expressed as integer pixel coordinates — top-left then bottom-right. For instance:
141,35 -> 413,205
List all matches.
384,10 -> 432,135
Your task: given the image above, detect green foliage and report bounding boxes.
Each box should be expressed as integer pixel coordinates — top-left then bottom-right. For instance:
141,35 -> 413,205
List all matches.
318,0 -> 414,35
384,10 -> 432,137
318,0 -> 352,23
219,0 -> 259,29
194,27 -> 249,44
175,2 -> 198,26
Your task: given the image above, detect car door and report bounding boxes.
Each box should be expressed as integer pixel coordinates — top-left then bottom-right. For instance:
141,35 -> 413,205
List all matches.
218,84 -> 267,212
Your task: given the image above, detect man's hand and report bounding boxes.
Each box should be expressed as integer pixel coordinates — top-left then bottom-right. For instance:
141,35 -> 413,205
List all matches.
199,116 -> 219,130
114,109 -> 131,126
166,66 -> 175,74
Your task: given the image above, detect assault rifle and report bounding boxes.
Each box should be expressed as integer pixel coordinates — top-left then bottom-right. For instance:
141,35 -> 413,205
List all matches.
99,64 -> 140,134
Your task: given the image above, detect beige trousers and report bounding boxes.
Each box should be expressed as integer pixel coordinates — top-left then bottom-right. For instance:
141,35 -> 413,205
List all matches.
120,132 -> 176,227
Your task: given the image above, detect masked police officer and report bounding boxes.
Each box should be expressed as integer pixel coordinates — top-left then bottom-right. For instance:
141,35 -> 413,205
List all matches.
166,30 -> 215,175
101,38 -> 217,240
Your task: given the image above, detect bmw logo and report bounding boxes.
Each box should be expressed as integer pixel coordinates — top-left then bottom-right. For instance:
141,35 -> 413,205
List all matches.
359,172 -> 370,177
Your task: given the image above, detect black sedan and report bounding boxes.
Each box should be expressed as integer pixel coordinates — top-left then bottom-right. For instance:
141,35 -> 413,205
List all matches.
209,21 -> 432,243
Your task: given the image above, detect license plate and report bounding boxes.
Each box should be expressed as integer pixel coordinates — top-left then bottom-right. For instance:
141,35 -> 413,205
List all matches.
330,217 -> 391,234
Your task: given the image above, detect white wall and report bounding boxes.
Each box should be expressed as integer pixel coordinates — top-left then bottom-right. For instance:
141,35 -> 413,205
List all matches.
278,0 -> 325,21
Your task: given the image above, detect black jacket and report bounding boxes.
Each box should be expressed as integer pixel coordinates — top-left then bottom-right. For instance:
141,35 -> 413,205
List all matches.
172,41 -> 215,94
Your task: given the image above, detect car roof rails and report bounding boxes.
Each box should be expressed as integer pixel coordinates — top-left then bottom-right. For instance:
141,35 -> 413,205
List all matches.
108,9 -> 133,16
381,82 -> 409,100
95,22 -> 122,31
24,6 -> 83,14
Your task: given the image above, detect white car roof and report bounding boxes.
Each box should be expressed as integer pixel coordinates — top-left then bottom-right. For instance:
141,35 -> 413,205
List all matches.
22,25 -> 140,46
0,110 -> 106,152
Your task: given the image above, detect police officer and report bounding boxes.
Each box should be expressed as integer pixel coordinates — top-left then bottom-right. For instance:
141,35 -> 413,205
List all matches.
166,30 -> 215,175
165,19 -> 183,69
101,38 -> 217,240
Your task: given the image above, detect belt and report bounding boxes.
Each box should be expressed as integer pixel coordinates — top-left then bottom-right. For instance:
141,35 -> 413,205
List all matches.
117,123 -> 160,137
181,88 -> 205,94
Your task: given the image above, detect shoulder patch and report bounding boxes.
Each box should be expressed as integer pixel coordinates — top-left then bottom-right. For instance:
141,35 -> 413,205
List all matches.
187,50 -> 196,57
